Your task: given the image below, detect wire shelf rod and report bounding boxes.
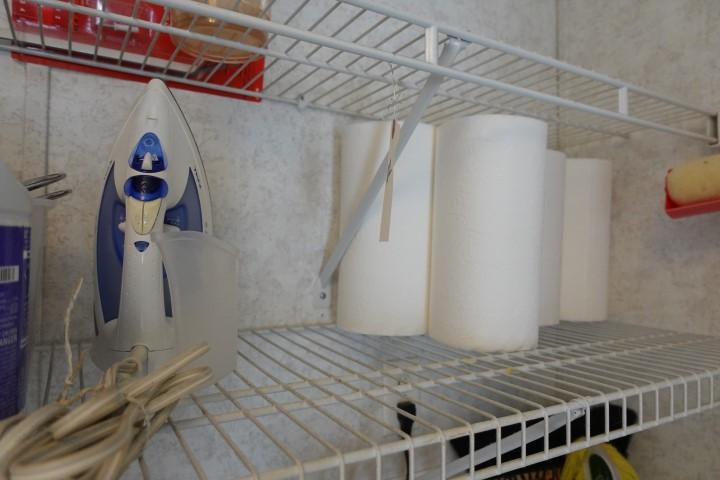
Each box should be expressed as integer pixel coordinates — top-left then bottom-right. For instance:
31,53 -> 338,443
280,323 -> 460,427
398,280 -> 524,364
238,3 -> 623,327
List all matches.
214,0 -> 311,85
364,58 -> 559,118
140,8 -> 170,70
199,0 -> 279,81
260,1 -> 348,90
247,330 -> 459,480
116,0 -> 141,63
275,13 -> 391,97
358,47 -> 537,116
90,0 -> 105,60
418,68 -> 559,121
236,348 -> 387,479
305,22 -> 415,103
188,390 -> 264,477
339,0 -> 713,116
182,0 -> 246,78
35,3 -> 45,49
66,2 -> 74,55
162,13 -> 199,75
324,32 -> 426,109
266,10 -> 372,96
167,418 -> 209,479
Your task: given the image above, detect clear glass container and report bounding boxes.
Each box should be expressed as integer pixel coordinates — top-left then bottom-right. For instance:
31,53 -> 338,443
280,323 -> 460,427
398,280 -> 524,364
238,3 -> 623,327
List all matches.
170,0 -> 269,63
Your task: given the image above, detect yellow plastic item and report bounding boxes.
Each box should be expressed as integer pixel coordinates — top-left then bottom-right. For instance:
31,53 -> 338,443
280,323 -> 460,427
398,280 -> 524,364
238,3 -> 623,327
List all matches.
561,444 -> 639,480
666,154 -> 720,205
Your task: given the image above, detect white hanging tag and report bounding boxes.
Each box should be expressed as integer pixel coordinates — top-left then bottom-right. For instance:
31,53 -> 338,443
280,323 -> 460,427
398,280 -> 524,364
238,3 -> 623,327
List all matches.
380,120 -> 400,242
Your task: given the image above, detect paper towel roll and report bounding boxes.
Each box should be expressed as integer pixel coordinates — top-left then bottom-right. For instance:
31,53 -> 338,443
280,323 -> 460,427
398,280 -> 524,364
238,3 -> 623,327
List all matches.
560,158 -> 613,322
539,150 -> 567,326
337,121 -> 433,335
429,114 -> 547,352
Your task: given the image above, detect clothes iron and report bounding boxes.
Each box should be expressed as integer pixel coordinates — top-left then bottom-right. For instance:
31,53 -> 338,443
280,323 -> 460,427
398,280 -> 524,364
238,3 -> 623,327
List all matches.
93,79 -> 237,378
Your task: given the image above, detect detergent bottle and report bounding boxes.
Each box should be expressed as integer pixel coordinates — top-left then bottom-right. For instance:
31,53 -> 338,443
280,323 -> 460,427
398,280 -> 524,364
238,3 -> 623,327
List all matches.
0,159 -> 32,419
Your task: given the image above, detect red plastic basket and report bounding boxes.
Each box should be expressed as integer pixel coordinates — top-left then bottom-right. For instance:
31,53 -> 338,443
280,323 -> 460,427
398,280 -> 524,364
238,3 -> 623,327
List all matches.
11,0 -> 264,101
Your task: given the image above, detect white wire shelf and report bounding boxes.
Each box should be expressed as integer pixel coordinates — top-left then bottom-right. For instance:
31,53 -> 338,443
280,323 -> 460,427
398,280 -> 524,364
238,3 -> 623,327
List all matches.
28,321 -> 720,479
2,0 -> 718,148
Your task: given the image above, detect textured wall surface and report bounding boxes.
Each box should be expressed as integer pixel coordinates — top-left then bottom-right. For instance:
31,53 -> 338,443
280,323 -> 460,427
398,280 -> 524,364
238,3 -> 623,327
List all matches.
0,0 -> 556,344
3,0 -> 719,477
559,0 -> 720,477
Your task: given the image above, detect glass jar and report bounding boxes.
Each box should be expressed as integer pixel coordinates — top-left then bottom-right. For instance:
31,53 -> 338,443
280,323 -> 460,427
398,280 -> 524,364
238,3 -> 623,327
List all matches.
170,0 -> 269,63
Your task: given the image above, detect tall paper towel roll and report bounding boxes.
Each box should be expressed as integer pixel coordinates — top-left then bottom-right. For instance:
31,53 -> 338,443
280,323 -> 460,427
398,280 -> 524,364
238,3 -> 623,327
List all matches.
560,158 -> 612,322
429,115 -> 547,352
337,121 -> 433,335
539,150 -> 567,326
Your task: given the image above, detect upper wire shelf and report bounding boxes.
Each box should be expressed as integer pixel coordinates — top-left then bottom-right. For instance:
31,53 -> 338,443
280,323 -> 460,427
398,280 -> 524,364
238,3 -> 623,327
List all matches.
1,0 -> 717,148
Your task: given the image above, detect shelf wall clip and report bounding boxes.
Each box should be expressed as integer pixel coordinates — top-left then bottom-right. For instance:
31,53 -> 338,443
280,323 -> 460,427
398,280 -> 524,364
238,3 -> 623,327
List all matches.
618,86 -> 629,115
708,113 -> 720,147
318,36 -> 467,288
425,26 -> 438,65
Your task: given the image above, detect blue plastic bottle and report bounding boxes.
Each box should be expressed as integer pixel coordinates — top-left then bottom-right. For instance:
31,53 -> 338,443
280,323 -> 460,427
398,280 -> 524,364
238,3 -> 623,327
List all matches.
0,159 -> 32,419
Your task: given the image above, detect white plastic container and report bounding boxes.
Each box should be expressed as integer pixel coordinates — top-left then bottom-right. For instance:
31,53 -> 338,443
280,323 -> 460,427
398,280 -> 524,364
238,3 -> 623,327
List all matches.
0,159 -> 32,419
153,231 -> 240,381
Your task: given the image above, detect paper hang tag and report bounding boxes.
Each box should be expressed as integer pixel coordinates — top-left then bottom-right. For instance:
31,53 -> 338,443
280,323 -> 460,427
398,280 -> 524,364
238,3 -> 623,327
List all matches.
380,120 -> 400,242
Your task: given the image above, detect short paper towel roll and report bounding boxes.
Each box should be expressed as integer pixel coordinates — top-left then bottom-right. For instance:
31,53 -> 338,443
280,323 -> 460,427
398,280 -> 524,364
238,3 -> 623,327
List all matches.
560,158 -> 612,322
337,121 -> 433,335
539,150 -> 567,326
430,114 -> 547,352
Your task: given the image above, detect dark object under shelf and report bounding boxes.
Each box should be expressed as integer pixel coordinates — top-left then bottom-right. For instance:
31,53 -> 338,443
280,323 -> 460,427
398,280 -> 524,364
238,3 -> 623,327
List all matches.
450,404 -> 638,479
397,401 -> 417,480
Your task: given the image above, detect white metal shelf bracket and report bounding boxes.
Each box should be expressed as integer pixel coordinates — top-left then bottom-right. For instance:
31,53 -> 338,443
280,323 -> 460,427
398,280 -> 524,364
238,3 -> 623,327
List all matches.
318,36 -> 467,288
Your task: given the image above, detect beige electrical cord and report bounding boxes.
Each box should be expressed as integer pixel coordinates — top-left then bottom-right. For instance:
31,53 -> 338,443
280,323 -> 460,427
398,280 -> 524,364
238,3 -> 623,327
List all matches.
0,343 -> 211,480
0,279 -> 214,480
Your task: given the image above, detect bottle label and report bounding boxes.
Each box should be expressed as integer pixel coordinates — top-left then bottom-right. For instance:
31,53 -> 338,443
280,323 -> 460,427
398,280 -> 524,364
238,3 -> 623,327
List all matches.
0,225 -> 30,419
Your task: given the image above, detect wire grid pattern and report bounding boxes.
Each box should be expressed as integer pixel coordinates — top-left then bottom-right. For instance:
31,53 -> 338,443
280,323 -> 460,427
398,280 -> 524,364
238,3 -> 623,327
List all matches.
2,0 -> 717,148
27,321 -> 720,479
